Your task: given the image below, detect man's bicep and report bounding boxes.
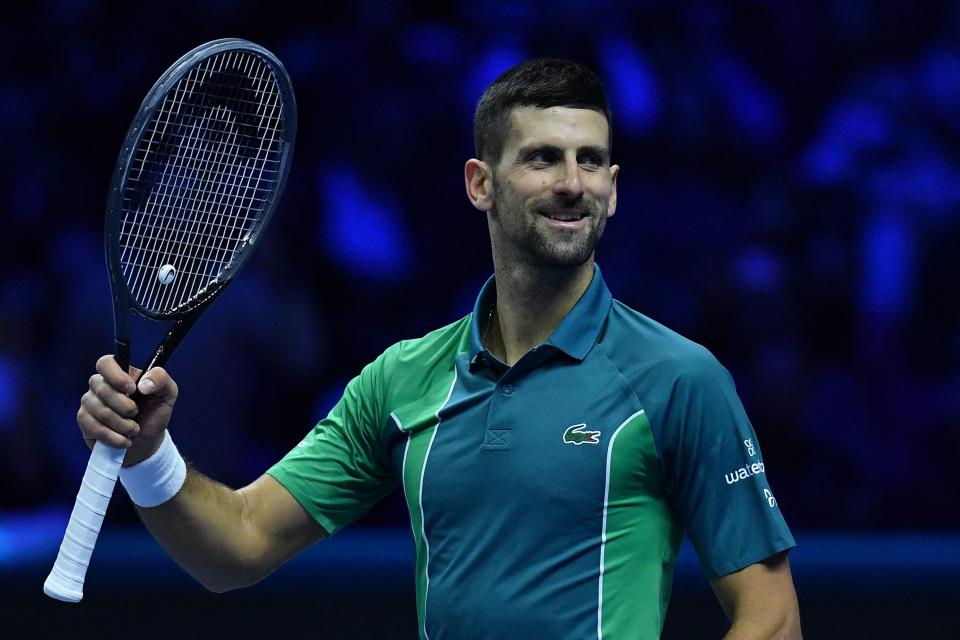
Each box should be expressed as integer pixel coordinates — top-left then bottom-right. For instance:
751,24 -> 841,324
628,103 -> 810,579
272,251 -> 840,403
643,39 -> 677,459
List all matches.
239,473 -> 328,568
710,551 -> 802,638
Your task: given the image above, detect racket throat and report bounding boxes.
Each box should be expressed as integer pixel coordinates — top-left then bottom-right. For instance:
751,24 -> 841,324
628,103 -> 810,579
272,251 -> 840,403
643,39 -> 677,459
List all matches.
146,315 -> 202,371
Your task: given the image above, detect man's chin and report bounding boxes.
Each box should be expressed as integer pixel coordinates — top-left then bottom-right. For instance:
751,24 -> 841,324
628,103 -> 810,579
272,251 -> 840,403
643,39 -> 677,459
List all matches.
528,241 -> 597,269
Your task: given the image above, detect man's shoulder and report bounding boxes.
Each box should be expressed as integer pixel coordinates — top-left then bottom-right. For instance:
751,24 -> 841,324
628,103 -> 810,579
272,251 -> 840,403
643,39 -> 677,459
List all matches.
374,314 -> 473,374
603,298 -> 724,382
364,315 -> 472,411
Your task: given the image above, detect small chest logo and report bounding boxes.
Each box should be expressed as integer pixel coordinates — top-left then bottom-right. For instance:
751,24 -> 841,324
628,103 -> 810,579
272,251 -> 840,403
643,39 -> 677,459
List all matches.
563,423 -> 601,445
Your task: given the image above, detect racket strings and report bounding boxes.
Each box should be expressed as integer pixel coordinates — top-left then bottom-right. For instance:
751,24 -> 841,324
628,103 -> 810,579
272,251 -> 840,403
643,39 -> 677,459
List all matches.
122,157 -> 274,226
125,110 -> 251,309
124,50 -> 272,297
122,56 -> 256,308
119,49 -> 284,315
125,51 -> 273,307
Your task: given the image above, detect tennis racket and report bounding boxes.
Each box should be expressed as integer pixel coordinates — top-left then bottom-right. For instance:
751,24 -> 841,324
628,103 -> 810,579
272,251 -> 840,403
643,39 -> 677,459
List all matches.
43,38 -> 297,602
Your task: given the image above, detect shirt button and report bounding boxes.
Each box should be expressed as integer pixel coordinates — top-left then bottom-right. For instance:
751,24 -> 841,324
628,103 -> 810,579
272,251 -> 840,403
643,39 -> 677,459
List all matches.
501,384 -> 516,396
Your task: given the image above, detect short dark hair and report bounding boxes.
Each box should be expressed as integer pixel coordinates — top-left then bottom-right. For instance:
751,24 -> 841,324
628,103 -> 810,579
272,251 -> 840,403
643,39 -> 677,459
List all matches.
473,58 -> 612,165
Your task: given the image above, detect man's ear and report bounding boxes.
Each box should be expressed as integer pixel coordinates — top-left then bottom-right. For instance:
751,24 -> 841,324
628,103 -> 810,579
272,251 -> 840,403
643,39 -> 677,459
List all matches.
465,159 -> 494,212
606,164 -> 619,218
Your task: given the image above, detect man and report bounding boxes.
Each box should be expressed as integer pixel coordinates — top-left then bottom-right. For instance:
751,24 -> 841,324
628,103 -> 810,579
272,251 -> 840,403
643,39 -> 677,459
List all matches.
78,58 -> 801,638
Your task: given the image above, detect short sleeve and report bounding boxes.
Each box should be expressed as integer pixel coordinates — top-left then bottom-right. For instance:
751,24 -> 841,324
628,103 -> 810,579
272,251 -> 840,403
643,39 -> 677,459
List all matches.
655,347 -> 796,579
267,342 -> 402,535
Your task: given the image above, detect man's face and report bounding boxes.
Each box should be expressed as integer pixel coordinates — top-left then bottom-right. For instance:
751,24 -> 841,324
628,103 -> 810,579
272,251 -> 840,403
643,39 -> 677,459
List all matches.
487,106 -> 619,268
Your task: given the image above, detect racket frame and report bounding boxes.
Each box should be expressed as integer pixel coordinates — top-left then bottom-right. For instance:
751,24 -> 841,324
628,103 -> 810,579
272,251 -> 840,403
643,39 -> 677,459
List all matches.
105,37 -> 296,370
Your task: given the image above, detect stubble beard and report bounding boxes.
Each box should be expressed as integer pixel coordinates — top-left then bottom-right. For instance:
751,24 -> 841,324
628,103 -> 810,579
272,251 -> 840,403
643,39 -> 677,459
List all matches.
491,183 -> 606,269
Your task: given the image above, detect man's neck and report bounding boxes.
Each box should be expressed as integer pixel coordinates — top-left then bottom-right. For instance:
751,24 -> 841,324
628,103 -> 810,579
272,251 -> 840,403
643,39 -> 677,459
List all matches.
485,258 -> 595,367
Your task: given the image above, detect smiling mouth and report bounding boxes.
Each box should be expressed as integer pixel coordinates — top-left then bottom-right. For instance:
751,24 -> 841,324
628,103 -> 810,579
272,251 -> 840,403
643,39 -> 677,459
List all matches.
540,209 -> 587,222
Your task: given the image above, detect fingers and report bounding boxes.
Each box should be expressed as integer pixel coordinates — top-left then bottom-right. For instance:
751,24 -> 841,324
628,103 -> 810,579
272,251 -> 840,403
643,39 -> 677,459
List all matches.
78,391 -> 140,449
93,354 -> 176,402
85,355 -> 175,444
89,370 -> 137,413
81,356 -> 178,450
96,355 -> 138,394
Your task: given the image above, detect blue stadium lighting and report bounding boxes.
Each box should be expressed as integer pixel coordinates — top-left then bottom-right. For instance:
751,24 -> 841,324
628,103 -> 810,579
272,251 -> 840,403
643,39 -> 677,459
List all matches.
710,57 -> 781,144
801,100 -> 890,186
733,247 -> 784,293
597,36 -> 660,135
279,35 -> 330,77
919,49 -> 960,116
313,380 -> 349,423
860,212 -> 912,318
319,166 -> 414,281
0,357 -> 19,428
461,41 -> 526,116
405,23 -> 460,68
866,156 -> 960,221
9,178 -> 44,221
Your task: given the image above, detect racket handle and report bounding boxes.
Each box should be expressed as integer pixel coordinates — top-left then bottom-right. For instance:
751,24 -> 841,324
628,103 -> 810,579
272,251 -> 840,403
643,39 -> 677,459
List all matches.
43,441 -> 125,602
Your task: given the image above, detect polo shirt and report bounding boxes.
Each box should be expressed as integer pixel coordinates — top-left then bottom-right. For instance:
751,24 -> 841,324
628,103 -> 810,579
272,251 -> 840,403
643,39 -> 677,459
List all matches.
268,264 -> 795,639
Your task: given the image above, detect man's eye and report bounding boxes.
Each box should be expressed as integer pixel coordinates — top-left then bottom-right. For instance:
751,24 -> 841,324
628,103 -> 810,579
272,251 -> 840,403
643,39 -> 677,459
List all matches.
579,154 -> 602,168
529,151 -> 554,164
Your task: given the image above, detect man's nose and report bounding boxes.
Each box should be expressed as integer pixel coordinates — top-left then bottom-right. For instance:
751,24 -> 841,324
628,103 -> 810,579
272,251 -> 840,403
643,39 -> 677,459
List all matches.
553,158 -> 584,198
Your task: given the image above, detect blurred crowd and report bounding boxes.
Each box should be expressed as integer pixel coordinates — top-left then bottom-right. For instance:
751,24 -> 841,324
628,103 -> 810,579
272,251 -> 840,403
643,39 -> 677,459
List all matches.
1,1 -> 958,528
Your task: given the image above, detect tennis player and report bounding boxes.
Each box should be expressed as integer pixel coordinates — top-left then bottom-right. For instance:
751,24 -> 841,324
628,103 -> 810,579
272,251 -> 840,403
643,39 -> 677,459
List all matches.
78,58 -> 801,639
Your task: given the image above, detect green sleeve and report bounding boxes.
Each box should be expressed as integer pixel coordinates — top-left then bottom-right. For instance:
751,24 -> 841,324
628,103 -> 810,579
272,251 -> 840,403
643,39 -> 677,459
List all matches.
267,342 -> 402,535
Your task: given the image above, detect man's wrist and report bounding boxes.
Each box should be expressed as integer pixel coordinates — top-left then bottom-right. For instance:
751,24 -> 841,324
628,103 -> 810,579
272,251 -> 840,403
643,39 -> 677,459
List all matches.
118,431 -> 187,508
123,432 -> 165,468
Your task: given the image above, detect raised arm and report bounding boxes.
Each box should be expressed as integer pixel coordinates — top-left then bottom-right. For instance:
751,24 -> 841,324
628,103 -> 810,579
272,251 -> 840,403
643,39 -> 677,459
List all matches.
77,355 -> 327,592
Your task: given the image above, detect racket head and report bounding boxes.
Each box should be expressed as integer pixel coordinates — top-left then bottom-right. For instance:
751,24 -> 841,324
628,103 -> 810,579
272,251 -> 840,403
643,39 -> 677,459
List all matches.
104,38 -> 297,323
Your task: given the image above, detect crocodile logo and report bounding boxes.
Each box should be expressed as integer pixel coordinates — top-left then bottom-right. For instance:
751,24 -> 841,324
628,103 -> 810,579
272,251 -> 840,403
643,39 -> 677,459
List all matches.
563,423 -> 600,445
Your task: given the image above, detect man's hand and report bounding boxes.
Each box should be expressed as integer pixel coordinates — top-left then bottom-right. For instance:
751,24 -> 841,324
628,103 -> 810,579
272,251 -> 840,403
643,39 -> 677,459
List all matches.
712,551 -> 802,639
77,355 -> 179,466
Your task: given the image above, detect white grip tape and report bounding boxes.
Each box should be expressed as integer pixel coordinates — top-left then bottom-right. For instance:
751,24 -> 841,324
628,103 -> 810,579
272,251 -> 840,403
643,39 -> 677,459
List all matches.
43,441 -> 125,602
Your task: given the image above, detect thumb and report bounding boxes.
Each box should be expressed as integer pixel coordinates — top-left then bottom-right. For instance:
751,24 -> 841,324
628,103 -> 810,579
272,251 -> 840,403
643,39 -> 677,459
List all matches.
137,367 -> 178,403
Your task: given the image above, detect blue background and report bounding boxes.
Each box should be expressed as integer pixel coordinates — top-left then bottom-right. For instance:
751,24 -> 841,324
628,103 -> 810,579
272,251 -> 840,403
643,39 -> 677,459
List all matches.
1,1 -> 958,637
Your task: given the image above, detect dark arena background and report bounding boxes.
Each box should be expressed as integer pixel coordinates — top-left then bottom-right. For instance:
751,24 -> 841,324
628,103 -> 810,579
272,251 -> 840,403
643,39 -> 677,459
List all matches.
2,1 -> 959,638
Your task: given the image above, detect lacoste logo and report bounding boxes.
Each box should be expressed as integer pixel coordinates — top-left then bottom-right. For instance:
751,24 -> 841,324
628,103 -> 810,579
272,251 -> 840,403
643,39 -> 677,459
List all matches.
563,423 -> 600,445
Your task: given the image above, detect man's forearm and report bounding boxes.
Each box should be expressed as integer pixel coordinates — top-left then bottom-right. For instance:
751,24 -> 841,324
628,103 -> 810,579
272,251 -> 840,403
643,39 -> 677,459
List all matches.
135,466 -> 268,592
722,611 -> 802,640
712,553 -> 802,640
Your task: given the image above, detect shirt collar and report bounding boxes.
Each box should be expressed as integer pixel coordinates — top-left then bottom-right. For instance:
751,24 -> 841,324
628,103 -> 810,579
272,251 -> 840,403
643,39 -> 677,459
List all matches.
468,263 -> 613,362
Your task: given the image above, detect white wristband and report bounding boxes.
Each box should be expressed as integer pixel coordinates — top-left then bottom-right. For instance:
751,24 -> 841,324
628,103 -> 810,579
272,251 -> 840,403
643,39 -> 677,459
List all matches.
118,431 -> 187,508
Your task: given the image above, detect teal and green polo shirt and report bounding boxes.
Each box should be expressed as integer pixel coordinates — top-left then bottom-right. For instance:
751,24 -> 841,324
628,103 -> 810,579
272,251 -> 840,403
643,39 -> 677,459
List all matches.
268,265 -> 795,639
